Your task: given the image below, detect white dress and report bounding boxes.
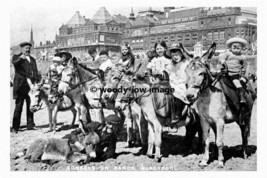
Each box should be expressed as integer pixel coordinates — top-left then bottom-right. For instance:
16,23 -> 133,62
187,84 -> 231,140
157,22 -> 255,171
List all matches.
168,59 -> 191,104
99,59 -> 114,71
147,56 -> 171,75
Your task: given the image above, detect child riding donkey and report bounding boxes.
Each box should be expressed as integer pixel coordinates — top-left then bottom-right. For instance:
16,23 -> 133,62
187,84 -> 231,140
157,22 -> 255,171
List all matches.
218,37 -> 249,124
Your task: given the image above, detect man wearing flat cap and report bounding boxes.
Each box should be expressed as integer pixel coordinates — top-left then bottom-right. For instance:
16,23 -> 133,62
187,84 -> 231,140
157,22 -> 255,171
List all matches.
11,42 -> 39,133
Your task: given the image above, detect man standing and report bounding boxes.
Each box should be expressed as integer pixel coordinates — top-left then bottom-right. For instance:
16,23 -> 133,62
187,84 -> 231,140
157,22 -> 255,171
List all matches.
11,42 -> 39,133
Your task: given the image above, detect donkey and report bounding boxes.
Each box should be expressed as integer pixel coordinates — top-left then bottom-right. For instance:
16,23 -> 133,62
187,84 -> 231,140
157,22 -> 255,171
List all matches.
184,43 -> 256,168
17,120 -> 103,164
101,65 -> 145,148
58,58 -> 144,148
114,73 -> 202,162
29,81 -> 82,133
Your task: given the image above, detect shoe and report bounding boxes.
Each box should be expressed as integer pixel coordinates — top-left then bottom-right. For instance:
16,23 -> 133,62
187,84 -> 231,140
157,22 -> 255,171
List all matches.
238,88 -> 246,104
170,117 -> 180,124
27,126 -> 38,130
10,128 -> 18,134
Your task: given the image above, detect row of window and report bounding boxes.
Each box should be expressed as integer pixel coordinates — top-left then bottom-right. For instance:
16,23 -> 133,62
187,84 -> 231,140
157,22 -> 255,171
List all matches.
59,26 -> 121,35
207,31 -> 225,40
132,39 -> 144,43
150,33 -> 199,43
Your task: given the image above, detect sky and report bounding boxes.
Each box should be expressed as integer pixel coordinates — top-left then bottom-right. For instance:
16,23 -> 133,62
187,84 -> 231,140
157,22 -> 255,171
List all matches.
9,0 -> 257,47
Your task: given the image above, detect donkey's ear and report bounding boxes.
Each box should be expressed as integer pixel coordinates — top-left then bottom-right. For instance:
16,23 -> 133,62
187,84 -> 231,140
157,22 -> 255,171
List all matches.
201,42 -> 216,63
79,119 -> 88,134
68,57 -> 78,67
179,43 -> 194,58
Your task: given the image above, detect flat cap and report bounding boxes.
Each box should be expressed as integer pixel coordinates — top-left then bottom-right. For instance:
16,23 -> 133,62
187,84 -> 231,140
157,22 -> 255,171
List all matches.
19,42 -> 32,47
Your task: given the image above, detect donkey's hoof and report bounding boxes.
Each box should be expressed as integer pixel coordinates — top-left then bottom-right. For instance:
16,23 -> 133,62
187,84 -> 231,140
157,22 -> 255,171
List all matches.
154,155 -> 162,163
44,129 -> 53,134
198,160 -> 208,168
217,161 -> 224,168
147,153 -> 154,159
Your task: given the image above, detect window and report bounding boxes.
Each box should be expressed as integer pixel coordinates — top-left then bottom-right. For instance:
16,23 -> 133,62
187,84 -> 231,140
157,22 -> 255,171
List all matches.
170,35 -> 175,41
164,36 -> 169,42
140,39 -> 144,43
207,32 -> 213,40
235,29 -> 239,37
192,33 -> 198,41
214,32 -> 219,40
177,35 -> 183,42
241,30 -> 245,38
228,18 -> 231,26
185,34 -> 191,41
132,40 -> 135,43
219,31 -> 225,40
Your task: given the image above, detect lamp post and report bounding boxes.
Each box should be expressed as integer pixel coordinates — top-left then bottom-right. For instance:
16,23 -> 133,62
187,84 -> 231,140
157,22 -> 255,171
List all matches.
194,42 -> 203,57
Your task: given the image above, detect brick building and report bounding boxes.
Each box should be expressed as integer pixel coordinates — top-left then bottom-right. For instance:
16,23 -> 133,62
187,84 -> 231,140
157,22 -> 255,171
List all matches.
122,7 -> 257,56
54,7 -> 257,59
55,7 -> 126,60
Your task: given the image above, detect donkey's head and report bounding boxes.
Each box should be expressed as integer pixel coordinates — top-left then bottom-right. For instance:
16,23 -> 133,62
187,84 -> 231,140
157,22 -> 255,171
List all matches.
114,74 -> 135,111
185,43 -> 216,102
29,79 -> 49,112
101,66 -> 124,102
58,57 -> 80,94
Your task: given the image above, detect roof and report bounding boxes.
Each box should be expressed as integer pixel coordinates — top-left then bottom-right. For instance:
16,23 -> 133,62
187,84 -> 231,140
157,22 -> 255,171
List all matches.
92,7 -> 113,24
66,11 -> 86,27
127,16 -> 156,27
113,14 -> 129,24
235,16 -> 257,25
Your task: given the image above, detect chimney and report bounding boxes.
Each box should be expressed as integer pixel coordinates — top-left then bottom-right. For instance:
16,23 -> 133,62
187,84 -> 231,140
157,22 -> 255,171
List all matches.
164,7 -> 175,18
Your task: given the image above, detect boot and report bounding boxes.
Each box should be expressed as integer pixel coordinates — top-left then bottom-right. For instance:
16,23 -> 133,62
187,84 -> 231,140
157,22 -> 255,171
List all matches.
238,88 -> 246,104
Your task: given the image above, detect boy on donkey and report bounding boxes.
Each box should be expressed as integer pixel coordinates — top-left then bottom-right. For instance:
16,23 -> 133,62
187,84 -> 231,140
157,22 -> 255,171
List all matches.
219,37 -> 248,124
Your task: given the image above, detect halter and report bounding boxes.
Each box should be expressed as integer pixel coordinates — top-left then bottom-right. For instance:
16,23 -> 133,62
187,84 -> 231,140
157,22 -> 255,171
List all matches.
117,77 -> 152,105
60,65 -> 99,93
187,61 -> 215,93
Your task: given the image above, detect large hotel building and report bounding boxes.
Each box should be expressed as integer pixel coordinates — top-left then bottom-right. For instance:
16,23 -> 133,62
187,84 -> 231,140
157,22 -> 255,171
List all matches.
54,7 -> 257,59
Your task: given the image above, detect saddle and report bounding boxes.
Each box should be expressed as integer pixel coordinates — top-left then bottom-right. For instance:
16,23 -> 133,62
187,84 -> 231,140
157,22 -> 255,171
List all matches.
218,75 -> 253,113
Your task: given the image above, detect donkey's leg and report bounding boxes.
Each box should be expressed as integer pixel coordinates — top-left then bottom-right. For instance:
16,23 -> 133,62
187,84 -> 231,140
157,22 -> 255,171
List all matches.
146,122 -> 154,158
215,119 -> 225,168
48,108 -> 53,131
238,113 -> 251,159
138,111 -> 148,155
52,106 -> 59,132
80,105 -> 89,126
199,119 -> 211,168
154,120 -> 163,162
45,108 -> 53,133
74,106 -> 81,129
70,108 -> 77,128
125,115 -> 133,147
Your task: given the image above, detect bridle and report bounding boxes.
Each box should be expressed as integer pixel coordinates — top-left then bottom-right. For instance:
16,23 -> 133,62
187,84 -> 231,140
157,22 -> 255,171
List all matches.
116,76 -> 152,105
60,66 -> 98,93
30,86 -> 47,112
187,61 -> 215,93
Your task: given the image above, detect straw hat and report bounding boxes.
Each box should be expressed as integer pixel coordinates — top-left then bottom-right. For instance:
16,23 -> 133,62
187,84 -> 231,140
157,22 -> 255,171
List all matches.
55,51 -> 72,60
51,56 -> 62,62
226,37 -> 248,48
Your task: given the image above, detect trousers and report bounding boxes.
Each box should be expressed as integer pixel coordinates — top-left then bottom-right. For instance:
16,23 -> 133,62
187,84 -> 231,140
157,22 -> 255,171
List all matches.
12,93 -> 34,130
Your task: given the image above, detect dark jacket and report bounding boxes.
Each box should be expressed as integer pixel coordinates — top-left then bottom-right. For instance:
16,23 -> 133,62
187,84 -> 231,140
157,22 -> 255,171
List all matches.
12,53 -> 39,99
